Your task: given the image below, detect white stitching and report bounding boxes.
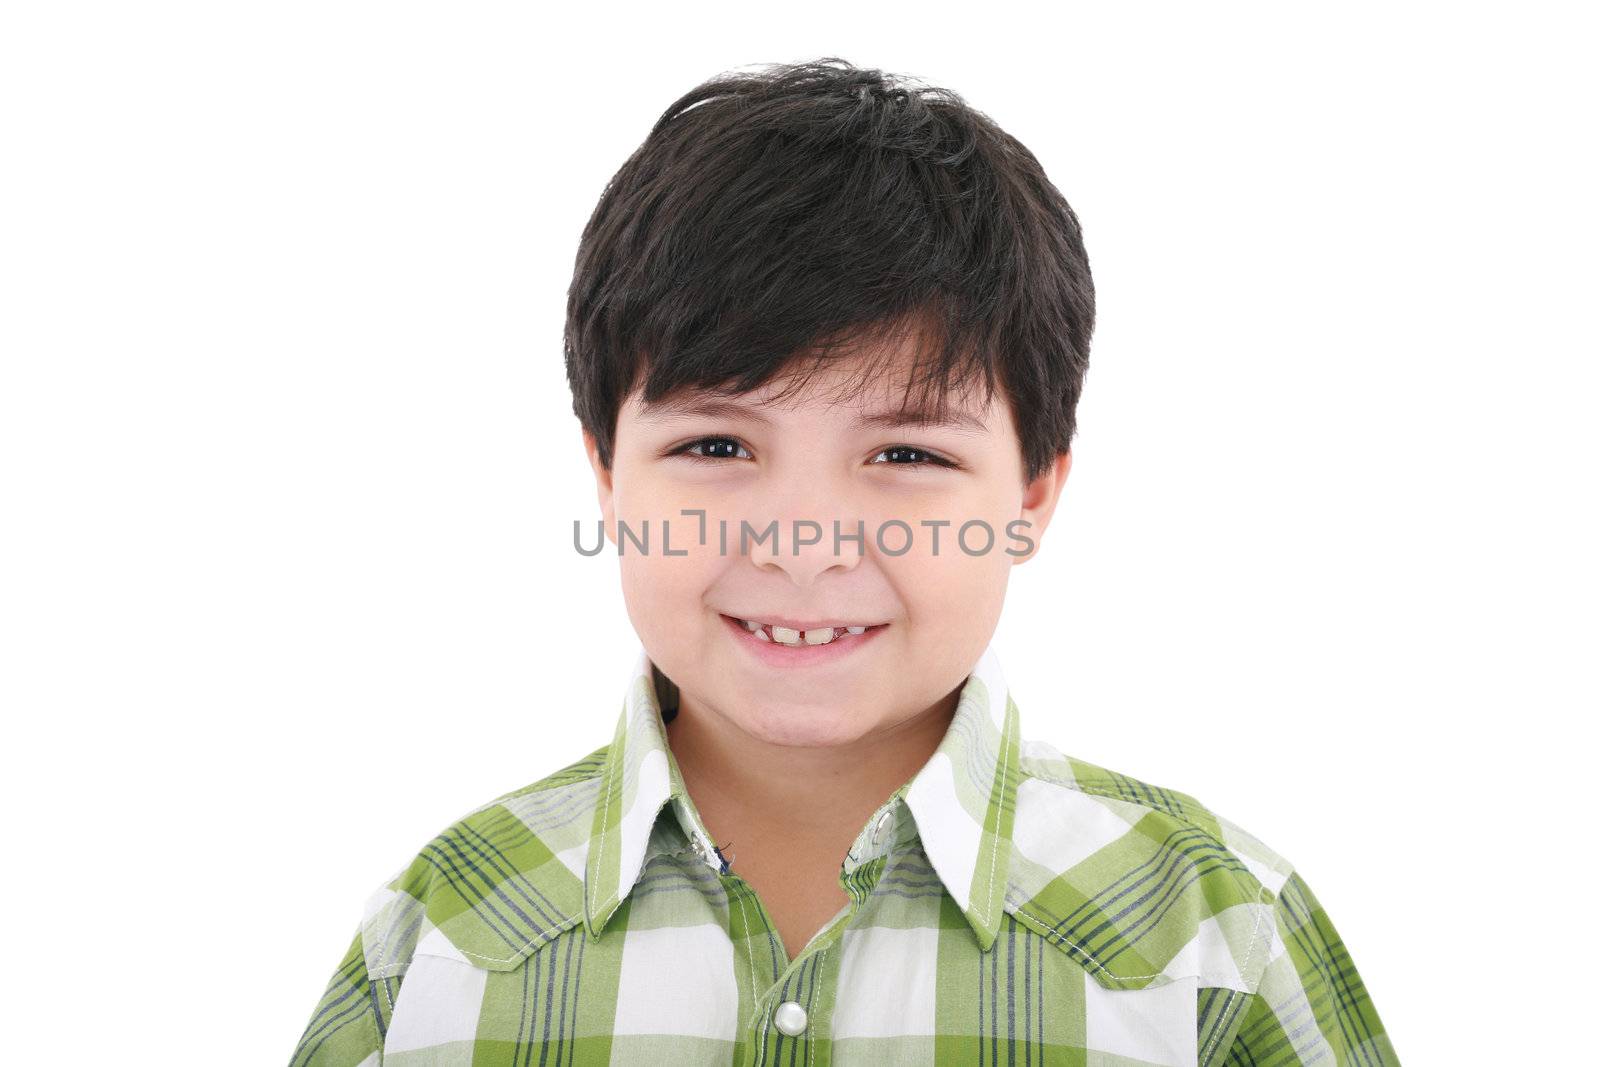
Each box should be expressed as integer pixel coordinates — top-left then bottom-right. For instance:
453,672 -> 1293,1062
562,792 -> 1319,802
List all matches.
806,943 -> 828,1067
1010,863 -> 1271,989
982,690 -> 1014,937
455,916 -> 581,967
1199,879 -> 1273,1063
732,888 -> 761,1017
587,717 -> 622,928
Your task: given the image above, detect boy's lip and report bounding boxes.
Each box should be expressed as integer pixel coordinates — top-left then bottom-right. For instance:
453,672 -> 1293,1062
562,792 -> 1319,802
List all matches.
718,612 -> 888,666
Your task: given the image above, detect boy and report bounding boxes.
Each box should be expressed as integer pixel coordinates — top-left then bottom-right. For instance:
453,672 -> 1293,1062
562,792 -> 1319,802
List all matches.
291,58 -> 1398,1066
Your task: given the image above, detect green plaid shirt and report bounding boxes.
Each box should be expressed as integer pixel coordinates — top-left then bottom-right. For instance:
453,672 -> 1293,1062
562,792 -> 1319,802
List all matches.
291,642 -> 1398,1066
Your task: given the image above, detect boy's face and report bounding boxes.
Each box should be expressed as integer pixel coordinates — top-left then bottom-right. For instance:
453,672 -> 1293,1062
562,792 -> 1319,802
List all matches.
584,342 -> 1071,752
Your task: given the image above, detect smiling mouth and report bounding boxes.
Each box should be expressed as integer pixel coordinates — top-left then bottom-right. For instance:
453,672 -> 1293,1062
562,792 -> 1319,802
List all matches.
719,614 -> 890,647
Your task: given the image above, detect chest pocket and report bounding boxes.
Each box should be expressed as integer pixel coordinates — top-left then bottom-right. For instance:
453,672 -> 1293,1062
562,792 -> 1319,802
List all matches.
1082,973 -> 1199,1067
827,915 -> 1202,1067
381,951 -> 492,1060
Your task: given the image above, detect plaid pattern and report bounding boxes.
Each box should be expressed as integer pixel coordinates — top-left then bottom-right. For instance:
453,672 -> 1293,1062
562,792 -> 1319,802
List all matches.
292,642 -> 1398,1066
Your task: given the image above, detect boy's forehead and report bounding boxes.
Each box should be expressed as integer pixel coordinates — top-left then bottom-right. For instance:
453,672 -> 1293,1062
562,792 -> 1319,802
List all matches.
630,344 -> 999,431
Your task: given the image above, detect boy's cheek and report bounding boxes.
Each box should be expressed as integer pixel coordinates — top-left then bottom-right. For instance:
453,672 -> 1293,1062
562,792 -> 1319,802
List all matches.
618,560 -> 713,651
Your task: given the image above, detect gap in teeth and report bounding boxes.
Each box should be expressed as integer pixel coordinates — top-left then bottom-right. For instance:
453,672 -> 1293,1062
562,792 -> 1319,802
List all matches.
739,619 -> 871,645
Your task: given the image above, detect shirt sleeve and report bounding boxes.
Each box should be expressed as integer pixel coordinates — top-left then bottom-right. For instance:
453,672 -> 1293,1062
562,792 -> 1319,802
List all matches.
287,926 -> 397,1067
1219,870 -> 1400,1065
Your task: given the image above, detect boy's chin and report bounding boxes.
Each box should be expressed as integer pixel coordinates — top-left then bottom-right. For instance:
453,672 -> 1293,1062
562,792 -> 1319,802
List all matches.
716,697 -> 889,749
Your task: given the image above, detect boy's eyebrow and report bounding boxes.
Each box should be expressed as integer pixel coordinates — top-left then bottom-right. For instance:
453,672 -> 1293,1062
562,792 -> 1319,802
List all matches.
638,397 -> 774,425
638,396 -> 989,434
858,409 -> 989,434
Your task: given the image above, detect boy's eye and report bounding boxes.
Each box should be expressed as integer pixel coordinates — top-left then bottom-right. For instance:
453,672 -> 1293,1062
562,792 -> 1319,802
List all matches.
671,436 -> 752,462
869,445 -> 957,468
668,437 -> 957,469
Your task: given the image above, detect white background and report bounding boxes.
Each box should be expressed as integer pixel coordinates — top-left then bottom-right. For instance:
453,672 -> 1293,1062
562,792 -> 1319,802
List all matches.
3,4 -> 1595,1063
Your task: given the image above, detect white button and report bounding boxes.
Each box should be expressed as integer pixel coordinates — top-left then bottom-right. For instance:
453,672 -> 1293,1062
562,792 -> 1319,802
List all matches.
773,1000 -> 808,1036
869,808 -> 893,844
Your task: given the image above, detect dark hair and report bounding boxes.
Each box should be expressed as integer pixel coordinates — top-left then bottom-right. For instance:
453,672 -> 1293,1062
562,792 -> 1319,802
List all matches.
564,57 -> 1095,484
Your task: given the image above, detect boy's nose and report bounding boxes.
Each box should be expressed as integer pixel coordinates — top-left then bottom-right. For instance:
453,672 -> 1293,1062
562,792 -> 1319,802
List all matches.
751,519 -> 866,586
746,489 -> 865,586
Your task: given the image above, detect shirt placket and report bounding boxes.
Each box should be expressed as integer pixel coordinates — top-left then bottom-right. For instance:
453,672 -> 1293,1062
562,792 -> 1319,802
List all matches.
680,792 -> 906,1067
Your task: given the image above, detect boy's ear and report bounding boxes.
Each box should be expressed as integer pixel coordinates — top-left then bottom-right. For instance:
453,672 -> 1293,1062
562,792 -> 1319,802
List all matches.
1012,450 -> 1072,566
582,429 -> 616,545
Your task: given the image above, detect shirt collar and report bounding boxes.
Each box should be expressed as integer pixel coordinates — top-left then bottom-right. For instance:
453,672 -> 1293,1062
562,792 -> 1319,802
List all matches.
582,639 -> 1023,952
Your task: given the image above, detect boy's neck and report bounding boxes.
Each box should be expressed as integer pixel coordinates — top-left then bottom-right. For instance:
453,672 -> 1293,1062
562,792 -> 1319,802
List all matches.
663,685 -> 962,857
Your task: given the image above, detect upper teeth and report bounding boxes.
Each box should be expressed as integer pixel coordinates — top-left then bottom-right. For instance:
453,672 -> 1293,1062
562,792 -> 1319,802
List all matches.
740,619 -> 871,646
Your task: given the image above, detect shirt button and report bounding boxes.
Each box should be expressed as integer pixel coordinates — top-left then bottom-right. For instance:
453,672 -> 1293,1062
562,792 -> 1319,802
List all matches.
773,1000 -> 808,1036
870,809 -> 893,845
